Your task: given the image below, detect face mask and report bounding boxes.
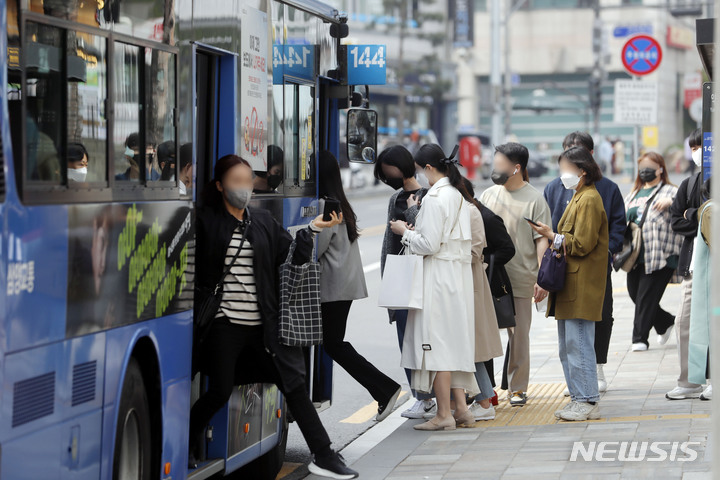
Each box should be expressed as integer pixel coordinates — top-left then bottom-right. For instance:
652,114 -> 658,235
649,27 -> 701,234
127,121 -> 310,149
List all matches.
384,176 -> 404,190
68,167 -> 88,182
491,167 -> 517,186
691,149 -> 702,165
267,174 -> 282,190
124,146 -> 135,157
639,168 -> 658,183
224,187 -> 252,210
416,170 -> 430,188
560,171 -> 581,190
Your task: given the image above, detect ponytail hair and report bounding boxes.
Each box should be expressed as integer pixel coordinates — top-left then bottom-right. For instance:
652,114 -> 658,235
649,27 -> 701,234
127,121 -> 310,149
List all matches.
414,144 -> 470,200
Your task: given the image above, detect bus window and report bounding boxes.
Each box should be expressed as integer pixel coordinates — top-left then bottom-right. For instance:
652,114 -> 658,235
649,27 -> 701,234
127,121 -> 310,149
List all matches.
68,32 -> 108,185
24,22 -> 63,183
113,42 -> 142,182
145,50 -> 176,183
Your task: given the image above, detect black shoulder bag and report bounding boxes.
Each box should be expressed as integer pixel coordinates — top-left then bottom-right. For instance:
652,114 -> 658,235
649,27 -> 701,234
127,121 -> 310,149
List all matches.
488,254 -> 516,329
194,220 -> 251,348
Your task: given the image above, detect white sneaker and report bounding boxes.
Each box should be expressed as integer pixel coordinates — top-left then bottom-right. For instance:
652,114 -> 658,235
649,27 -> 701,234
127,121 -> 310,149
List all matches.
558,401 -> 600,421
562,387 -> 570,397
468,402 -> 495,421
700,384 -> 712,401
665,386 -> 703,400
657,325 -> 674,345
597,364 -> 607,393
402,399 -> 436,419
631,342 -> 648,352
554,402 -> 573,419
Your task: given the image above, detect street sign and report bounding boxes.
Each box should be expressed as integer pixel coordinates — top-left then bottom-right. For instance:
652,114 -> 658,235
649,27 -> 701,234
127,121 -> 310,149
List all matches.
613,24 -> 652,38
613,79 -> 658,125
621,35 -> 662,76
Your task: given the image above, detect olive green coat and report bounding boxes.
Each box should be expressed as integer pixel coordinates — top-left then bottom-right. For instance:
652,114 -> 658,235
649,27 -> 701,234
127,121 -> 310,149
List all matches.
547,184 -> 609,322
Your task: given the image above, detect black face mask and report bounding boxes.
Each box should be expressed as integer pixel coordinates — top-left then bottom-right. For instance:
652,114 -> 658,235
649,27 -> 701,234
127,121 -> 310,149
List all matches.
491,170 -> 512,186
639,168 -> 658,183
267,174 -> 282,190
384,176 -> 404,190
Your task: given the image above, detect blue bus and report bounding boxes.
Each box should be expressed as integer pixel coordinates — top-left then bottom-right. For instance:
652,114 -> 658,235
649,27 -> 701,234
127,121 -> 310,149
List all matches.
0,0 -> 382,478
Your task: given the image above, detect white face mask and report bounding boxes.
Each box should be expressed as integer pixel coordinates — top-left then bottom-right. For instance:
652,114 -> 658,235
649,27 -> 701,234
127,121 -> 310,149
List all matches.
560,171 -> 582,190
416,170 -> 430,188
68,166 -> 87,182
691,148 -> 702,165
124,146 -> 135,157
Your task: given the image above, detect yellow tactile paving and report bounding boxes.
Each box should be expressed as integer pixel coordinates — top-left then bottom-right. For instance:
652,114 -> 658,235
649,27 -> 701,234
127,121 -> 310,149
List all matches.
465,383 -> 711,428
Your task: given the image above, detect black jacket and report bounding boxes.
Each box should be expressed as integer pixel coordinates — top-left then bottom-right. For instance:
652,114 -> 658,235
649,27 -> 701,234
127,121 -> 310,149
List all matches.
670,172 -> 703,278
479,203 -> 516,300
195,204 -> 314,392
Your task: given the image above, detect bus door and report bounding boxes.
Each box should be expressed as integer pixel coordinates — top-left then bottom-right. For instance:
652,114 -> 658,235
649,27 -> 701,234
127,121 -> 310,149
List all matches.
192,44 -> 237,201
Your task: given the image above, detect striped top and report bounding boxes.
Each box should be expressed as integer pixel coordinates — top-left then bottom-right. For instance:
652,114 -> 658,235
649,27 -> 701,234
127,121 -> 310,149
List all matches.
216,225 -> 262,326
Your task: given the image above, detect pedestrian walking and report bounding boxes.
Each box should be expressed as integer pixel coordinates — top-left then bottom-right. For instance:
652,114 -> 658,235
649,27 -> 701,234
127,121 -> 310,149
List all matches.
623,152 -> 683,351
318,151 -> 402,421
190,154 -> 358,479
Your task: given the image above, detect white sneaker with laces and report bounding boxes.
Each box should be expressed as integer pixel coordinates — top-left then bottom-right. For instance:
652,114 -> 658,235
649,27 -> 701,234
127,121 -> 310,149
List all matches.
423,407 -> 450,420
558,401 -> 600,421
554,402 -> 573,419
631,342 -> 648,352
657,325 -> 674,345
401,399 -> 436,419
468,402 -> 495,421
665,386 -> 703,400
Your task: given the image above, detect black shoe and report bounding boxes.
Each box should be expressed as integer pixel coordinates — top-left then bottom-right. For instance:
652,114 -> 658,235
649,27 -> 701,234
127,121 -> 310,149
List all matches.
308,451 -> 359,479
376,386 -> 402,422
188,453 -> 199,470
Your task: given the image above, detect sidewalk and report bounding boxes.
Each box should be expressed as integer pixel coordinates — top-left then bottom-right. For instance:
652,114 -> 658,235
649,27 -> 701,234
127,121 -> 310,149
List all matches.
316,271 -> 713,479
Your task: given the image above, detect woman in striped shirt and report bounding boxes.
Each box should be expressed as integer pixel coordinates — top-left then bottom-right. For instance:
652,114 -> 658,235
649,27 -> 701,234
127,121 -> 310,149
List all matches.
190,155 -> 358,479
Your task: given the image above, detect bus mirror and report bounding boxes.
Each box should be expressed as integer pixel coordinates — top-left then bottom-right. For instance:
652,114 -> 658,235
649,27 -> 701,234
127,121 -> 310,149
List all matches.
346,108 -> 377,164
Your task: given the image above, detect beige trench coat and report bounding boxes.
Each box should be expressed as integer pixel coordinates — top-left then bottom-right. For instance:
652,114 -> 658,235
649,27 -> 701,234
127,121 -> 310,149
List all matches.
469,204 -> 504,363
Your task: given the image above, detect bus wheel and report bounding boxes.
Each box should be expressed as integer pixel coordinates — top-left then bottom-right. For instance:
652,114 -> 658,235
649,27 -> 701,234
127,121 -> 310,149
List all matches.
113,358 -> 153,480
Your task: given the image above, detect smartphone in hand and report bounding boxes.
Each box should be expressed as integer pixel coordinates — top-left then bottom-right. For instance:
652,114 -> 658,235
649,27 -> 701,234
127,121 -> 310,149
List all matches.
524,217 -> 540,227
323,198 -> 341,221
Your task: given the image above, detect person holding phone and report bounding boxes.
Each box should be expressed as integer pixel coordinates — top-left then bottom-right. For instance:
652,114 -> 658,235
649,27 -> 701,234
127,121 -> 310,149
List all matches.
528,146 -> 608,421
374,145 -> 435,419
318,151 -> 403,421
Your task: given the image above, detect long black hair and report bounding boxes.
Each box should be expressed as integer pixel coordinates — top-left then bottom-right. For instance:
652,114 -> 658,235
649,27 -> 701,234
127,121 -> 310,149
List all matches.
201,154 -> 252,209
462,177 -> 484,213
319,151 -> 360,243
413,144 -> 470,200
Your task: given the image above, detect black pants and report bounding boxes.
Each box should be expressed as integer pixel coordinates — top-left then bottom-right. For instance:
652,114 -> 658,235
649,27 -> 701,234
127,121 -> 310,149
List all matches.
189,318 -> 332,457
322,301 -> 400,403
627,264 -> 675,346
594,265 -> 615,364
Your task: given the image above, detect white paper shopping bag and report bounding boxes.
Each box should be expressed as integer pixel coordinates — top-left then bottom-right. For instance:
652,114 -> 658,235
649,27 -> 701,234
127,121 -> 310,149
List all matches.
378,253 -> 423,310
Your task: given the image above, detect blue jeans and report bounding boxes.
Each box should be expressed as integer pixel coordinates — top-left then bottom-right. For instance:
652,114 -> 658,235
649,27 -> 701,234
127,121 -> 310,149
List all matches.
473,362 -> 495,402
393,309 -> 433,401
557,318 -> 600,403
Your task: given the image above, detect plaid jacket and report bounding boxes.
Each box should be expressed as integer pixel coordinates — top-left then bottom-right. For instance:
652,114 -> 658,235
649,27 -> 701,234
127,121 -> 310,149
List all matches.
625,183 -> 684,282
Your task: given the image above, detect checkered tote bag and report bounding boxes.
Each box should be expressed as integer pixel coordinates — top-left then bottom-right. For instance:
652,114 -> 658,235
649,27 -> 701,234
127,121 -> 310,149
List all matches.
278,239 -> 323,346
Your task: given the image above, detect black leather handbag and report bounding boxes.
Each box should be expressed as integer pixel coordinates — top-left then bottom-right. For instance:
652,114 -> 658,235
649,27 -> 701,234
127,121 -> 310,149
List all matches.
488,254 -> 516,329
